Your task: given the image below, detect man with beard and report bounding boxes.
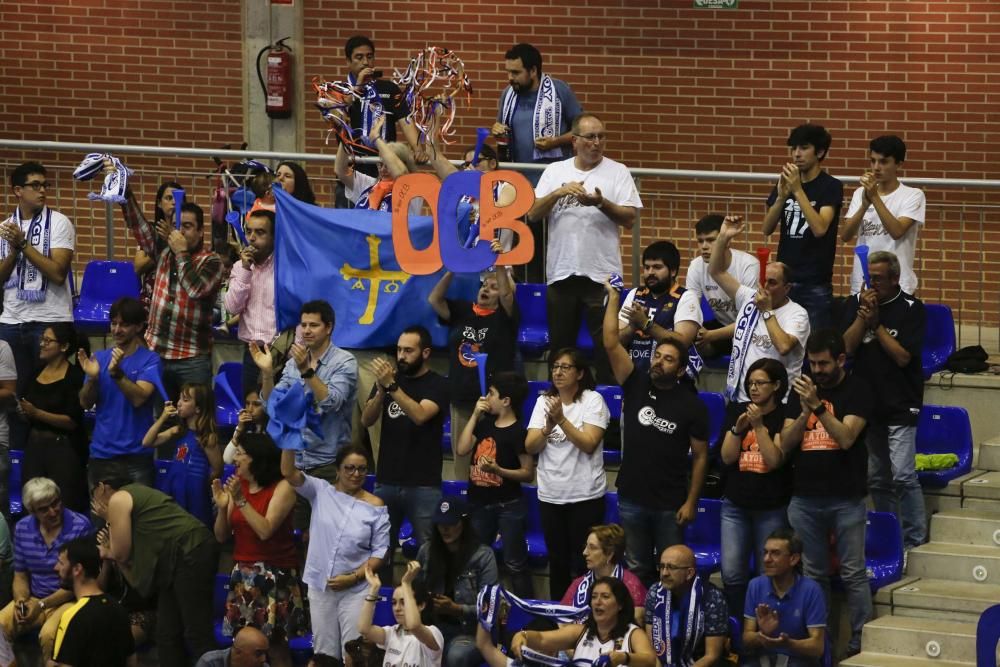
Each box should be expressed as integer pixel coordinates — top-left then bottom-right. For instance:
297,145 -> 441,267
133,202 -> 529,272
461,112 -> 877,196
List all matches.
362,325 -> 450,573
252,300 -> 358,527
223,209 -> 277,398
50,536 -> 134,667
617,241 -> 702,387
780,329 -> 873,659
603,280 -> 709,585
527,113 -> 642,383
79,297 -> 162,488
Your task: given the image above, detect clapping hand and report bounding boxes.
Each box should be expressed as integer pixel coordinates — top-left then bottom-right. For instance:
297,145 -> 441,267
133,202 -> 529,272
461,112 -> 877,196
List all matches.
248,342 -> 272,372
211,479 -> 229,509
77,349 -> 101,378
746,403 -> 764,429
370,357 -> 396,389
792,375 -> 821,413
781,163 -> 802,193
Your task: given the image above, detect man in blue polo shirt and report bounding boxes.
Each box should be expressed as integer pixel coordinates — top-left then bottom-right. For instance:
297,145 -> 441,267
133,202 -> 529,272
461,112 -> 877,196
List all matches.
78,297 -> 162,488
742,528 -> 826,666
0,477 -> 91,662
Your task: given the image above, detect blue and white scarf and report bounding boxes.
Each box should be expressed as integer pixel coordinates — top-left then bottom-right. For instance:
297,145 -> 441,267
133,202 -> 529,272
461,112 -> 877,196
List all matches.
72,152 -> 132,204
2,207 -> 52,302
726,296 -> 760,402
650,578 -> 705,667
574,563 -> 624,608
500,74 -> 563,161
478,584 -> 589,646
347,72 -> 387,147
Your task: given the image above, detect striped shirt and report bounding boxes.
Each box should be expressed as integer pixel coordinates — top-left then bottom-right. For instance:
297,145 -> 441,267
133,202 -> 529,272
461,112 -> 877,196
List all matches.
13,508 -> 92,598
222,253 -> 276,344
122,196 -> 223,359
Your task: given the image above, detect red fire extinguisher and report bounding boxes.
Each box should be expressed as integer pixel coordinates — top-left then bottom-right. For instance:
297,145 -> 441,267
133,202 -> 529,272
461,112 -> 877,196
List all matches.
256,37 -> 293,119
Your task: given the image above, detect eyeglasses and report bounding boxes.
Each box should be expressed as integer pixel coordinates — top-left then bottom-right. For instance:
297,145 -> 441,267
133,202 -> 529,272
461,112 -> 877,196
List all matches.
551,363 -> 576,372
20,181 -> 50,191
747,380 -> 776,388
657,563 -> 693,572
34,498 -> 62,514
342,464 -> 368,475
39,337 -> 59,346
573,133 -> 607,143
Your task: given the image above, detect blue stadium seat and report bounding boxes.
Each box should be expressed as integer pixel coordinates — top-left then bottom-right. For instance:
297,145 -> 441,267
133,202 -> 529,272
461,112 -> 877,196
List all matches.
441,413 -> 452,457
522,380 -> 551,423
576,319 -> 594,356
363,474 -> 376,493
976,603 -> 1000,667
922,303 -> 955,379
73,260 -> 141,330
915,405 -> 973,488
864,511 -> 903,592
684,498 -> 722,574
442,479 -> 469,498
400,519 -> 418,559
9,449 -> 23,517
213,572 -> 233,647
522,485 -> 548,568
604,492 -> 620,525
698,391 -> 727,450
154,459 -> 172,495
214,361 -> 243,429
515,283 -> 549,357
596,384 -> 624,466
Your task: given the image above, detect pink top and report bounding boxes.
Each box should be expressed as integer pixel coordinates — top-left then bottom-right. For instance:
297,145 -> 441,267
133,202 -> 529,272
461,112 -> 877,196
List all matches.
560,567 -> 647,609
223,253 -> 276,344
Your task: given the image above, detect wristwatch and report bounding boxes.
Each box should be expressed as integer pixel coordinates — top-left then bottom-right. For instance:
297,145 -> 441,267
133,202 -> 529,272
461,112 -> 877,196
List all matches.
301,368 -> 316,379
761,310 -> 774,321
384,381 -> 399,393
109,368 -> 125,381
813,403 -> 827,417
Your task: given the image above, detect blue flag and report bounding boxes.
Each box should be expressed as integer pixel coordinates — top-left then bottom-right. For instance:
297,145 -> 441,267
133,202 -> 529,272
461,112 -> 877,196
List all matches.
273,189 -> 476,348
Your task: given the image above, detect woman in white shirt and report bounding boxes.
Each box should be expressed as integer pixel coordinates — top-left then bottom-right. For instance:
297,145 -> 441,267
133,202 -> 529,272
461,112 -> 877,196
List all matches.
526,347 -> 610,600
359,561 -> 443,667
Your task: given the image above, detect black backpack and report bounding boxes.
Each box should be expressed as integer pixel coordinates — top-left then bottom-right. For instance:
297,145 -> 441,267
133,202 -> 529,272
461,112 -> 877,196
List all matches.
946,345 -> 989,374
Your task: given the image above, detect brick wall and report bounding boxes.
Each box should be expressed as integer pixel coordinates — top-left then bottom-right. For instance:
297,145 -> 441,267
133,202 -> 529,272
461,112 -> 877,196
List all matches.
2,0 -> 998,329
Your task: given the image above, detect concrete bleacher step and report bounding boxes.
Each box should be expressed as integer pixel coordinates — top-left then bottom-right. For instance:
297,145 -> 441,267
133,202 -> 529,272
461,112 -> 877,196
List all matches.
961,471 -> 1000,500
976,437 -> 1000,470
960,496 -> 1000,512
840,654 -> 973,667
854,615 -> 976,663
889,577 -> 1000,618
906,541 -> 1000,583
930,508 -> 1000,546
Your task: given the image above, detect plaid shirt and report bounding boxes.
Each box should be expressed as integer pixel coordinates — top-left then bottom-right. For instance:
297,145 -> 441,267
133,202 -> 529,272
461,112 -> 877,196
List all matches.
122,195 -> 223,359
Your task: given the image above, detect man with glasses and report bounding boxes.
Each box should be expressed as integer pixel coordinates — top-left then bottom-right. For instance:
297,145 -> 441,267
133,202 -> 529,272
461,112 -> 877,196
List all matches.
643,544 -> 727,667
223,209 -> 277,397
710,215 -> 809,403
196,626 -> 270,667
528,113 -> 642,383
0,162 -> 75,451
843,251 -> 927,551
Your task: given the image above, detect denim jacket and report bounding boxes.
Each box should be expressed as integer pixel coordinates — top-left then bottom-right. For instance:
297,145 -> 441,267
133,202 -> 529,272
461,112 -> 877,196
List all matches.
417,542 -> 499,633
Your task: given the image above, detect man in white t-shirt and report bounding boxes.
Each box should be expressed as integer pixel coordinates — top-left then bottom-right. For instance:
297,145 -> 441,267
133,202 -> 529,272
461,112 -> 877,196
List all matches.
0,162 -> 75,449
527,113 -> 643,382
841,135 -> 926,295
685,213 -> 760,358
710,216 -> 809,403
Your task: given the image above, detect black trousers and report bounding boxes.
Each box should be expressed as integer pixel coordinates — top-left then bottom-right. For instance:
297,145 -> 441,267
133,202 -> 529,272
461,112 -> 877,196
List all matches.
538,496 -> 605,600
155,537 -> 218,667
22,431 -> 88,514
546,276 -> 614,384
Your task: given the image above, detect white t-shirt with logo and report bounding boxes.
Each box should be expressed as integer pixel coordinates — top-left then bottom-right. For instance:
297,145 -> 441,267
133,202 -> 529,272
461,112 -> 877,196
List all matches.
684,250 -> 760,325
732,285 -> 810,403
528,389 -> 609,504
379,624 -> 444,667
1,208 -> 75,324
535,157 -> 643,285
846,182 -> 926,294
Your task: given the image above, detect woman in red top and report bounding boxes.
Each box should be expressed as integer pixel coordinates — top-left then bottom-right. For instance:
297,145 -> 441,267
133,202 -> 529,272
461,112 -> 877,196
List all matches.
212,433 -> 306,665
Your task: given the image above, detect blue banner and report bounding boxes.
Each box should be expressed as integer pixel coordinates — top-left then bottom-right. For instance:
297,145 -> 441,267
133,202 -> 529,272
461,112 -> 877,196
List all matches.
273,189 -> 475,348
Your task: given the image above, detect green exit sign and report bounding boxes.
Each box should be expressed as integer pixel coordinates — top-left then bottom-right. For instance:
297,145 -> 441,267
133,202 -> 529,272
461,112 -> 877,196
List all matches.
694,0 -> 738,7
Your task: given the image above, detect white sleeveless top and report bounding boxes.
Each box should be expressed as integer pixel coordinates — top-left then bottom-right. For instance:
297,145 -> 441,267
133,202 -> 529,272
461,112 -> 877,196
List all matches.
572,624 -> 638,662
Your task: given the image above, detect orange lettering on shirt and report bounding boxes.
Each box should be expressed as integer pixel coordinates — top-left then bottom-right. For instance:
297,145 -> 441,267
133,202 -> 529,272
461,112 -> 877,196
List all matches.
801,400 -> 840,451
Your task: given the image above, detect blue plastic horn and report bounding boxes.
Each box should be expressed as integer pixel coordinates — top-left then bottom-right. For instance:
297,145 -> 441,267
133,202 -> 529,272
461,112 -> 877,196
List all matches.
855,244 -> 871,289
471,127 -> 490,166
472,352 -> 488,396
172,189 -> 185,229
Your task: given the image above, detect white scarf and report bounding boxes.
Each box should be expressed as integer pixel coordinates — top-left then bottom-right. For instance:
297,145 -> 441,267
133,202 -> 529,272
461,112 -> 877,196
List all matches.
500,74 -> 563,160
72,152 -> 132,203
2,207 -> 51,302
726,297 -> 761,401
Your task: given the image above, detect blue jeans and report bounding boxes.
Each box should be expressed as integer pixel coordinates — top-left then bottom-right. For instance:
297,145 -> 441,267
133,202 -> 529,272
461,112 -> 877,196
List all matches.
470,497 -> 533,597
789,282 -> 833,333
375,483 -> 441,569
441,625 -> 482,667
618,497 -> 684,587
868,422 -> 926,549
787,495 -> 871,654
720,498 -> 788,618
0,321 -> 61,450
162,354 -> 213,402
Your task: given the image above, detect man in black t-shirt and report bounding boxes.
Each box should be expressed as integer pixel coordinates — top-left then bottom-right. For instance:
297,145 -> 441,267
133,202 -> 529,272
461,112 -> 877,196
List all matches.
763,124 -> 844,331
780,330 -> 873,658
362,325 -> 450,569
51,536 -> 134,667
343,35 -> 424,179
603,280 -> 709,586
842,250 -> 926,550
